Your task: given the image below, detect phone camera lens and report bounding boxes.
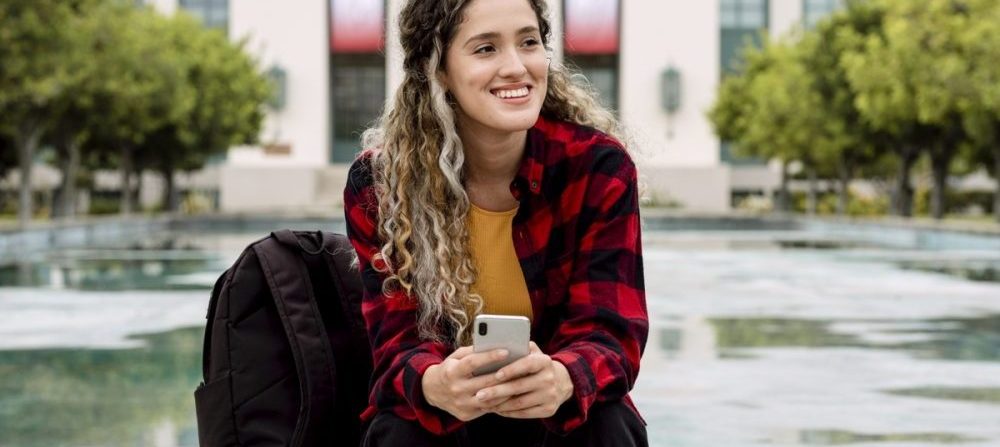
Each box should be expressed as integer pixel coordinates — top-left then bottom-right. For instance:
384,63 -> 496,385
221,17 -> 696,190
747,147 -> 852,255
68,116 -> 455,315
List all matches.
478,322 -> 488,336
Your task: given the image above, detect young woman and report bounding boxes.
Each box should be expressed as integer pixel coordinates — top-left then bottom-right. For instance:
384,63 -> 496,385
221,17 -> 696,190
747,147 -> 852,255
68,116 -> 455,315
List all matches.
343,0 -> 648,445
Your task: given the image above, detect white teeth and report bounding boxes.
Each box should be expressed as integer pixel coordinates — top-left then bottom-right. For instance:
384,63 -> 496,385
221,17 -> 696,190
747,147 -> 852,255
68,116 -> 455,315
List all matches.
493,87 -> 529,99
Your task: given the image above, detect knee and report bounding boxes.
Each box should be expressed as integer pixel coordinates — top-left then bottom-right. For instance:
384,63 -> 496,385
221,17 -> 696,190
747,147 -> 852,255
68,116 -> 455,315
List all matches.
551,401 -> 647,447
362,412 -> 426,447
363,411 -> 461,447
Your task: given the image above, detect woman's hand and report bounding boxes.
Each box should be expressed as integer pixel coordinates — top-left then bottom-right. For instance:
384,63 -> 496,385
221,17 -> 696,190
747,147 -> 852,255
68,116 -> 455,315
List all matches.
421,346 -> 510,421
476,342 -> 574,419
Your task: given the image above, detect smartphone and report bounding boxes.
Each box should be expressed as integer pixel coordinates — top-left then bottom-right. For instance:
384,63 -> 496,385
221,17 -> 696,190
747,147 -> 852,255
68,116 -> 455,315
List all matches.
472,314 -> 530,376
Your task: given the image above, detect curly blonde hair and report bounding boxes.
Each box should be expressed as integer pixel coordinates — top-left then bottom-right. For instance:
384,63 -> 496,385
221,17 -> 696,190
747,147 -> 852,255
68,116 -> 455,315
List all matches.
362,0 -> 626,346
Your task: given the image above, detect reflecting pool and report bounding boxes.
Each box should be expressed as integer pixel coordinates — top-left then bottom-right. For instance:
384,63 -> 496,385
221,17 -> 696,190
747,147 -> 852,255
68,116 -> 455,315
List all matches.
1,224 -> 999,446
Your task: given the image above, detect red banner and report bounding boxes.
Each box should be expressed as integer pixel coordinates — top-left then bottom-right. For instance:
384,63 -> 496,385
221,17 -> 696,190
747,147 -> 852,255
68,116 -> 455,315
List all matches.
330,0 -> 384,53
564,0 -> 620,55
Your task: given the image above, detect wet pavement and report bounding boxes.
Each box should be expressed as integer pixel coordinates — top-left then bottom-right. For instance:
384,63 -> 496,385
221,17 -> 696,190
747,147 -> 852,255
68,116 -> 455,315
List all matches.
1,227 -> 999,446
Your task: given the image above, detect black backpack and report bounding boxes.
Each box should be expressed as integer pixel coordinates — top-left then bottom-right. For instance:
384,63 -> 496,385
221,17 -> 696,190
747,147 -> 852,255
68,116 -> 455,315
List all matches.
194,230 -> 373,446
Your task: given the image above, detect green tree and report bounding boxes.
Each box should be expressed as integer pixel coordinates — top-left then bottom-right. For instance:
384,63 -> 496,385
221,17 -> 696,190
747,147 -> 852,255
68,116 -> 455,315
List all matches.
842,0 -> 982,219
45,1 -> 108,219
749,40 -> 834,215
710,36 -> 832,214
0,0 -> 89,227
709,38 -> 793,211
84,5 -> 194,215
798,0 -> 889,215
136,16 -> 269,212
959,0 -> 1000,222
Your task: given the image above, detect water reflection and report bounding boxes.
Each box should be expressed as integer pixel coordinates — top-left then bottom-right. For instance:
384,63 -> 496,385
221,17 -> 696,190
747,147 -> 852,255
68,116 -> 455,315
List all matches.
897,260 -> 1000,283
794,429 -> 981,445
658,314 -> 1000,362
707,317 -> 861,351
0,327 -> 202,447
883,386 -> 1000,405
0,256 -> 223,290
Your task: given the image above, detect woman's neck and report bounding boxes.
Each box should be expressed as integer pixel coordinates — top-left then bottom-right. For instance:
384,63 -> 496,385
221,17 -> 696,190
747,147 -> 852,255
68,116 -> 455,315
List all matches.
458,122 -> 527,186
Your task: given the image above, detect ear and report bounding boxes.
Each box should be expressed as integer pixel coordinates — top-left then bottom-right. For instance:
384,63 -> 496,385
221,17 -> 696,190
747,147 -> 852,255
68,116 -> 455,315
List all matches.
437,69 -> 451,92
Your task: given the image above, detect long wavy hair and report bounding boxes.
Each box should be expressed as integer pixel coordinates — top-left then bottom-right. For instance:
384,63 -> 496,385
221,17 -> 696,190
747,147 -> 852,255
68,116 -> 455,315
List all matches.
362,0 -> 626,346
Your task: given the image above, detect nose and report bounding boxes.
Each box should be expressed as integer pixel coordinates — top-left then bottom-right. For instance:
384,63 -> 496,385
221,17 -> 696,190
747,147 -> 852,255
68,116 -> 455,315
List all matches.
498,47 -> 529,79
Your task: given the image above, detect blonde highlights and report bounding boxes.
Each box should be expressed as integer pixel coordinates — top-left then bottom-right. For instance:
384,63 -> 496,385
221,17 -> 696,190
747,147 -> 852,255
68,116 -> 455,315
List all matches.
362,0 -> 627,346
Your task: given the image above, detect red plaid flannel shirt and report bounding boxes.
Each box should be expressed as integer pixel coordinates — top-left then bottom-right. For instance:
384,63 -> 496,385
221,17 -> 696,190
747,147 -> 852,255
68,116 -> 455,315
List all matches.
343,115 -> 647,435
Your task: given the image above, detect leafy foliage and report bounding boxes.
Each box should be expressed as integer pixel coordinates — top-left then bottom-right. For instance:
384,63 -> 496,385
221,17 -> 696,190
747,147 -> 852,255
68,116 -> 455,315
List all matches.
709,0 -> 1000,221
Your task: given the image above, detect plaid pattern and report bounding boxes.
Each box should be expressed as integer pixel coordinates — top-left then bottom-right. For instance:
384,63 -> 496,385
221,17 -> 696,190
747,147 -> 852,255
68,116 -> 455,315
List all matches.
343,115 -> 647,436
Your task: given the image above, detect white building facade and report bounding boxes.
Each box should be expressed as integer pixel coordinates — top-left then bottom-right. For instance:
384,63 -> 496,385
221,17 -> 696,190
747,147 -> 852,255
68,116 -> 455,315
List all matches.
145,0 -> 843,213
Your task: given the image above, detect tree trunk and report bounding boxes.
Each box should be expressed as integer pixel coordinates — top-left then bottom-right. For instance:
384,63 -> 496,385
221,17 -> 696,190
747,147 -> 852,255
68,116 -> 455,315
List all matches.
134,166 -> 143,212
994,146 -> 1000,224
893,149 -> 917,218
806,166 -> 818,216
16,127 -> 42,229
777,160 -> 790,213
120,145 -> 134,215
837,158 -> 852,217
161,167 -> 178,213
54,139 -> 82,220
929,149 -> 950,220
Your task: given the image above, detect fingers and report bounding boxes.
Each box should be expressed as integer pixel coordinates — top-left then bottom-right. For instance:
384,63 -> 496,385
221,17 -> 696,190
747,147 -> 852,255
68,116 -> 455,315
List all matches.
447,346 -> 475,360
475,369 -> 545,403
490,387 -> 550,413
459,348 -> 509,377
493,350 -> 548,381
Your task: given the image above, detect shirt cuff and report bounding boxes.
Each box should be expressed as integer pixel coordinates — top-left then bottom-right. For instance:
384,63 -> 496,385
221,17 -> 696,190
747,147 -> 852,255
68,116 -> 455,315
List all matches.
403,351 -> 465,435
543,350 -> 596,435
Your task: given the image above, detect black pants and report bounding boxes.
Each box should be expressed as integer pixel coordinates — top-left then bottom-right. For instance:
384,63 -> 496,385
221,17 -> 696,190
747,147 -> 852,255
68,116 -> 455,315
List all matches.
361,401 -> 647,447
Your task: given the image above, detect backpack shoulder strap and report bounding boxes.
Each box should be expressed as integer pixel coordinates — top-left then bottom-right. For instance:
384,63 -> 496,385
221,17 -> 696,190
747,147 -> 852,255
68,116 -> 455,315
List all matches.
252,231 -> 336,447
322,233 -> 367,341
202,269 -> 231,381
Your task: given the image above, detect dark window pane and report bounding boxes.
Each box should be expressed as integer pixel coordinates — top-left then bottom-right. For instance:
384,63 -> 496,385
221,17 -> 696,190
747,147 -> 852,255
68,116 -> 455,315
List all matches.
720,29 -> 763,75
179,0 -> 227,31
721,0 -> 738,26
740,7 -> 765,27
721,0 -> 769,165
331,54 -> 386,163
564,54 -> 618,114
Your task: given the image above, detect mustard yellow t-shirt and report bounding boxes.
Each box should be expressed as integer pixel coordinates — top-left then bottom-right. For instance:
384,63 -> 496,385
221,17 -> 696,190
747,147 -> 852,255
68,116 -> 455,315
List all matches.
468,204 -> 533,320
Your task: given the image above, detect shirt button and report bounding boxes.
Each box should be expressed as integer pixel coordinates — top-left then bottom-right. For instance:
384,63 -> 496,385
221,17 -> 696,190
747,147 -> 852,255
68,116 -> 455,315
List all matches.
530,181 -> 538,189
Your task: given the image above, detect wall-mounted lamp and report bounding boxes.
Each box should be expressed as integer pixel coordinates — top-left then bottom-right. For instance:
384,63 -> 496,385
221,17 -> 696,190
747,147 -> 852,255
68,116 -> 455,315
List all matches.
661,66 -> 682,138
661,66 -> 682,113
267,65 -> 287,111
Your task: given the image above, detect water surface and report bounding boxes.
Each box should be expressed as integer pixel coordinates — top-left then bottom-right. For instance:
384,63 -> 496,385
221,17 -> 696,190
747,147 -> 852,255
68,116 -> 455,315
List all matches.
2,226 -> 1000,446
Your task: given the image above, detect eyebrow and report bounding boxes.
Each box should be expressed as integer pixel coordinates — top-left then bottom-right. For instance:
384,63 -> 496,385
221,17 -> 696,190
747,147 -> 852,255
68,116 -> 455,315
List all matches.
464,26 -> 540,47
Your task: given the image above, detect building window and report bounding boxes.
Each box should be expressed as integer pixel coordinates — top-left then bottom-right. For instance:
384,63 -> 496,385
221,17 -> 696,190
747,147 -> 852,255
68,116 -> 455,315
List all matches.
563,0 -> 621,113
720,0 -> 769,164
720,0 -> 769,76
567,55 -> 619,112
178,0 -> 228,31
330,55 -> 385,163
803,0 -> 843,28
328,0 -> 386,164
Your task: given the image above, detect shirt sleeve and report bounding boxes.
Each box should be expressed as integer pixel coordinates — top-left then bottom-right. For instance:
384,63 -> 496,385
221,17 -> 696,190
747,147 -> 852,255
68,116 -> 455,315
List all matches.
543,145 -> 648,434
343,153 -> 464,435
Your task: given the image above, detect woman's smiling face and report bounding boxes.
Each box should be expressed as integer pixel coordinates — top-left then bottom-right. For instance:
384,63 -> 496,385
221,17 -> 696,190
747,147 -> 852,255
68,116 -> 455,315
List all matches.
440,0 -> 549,135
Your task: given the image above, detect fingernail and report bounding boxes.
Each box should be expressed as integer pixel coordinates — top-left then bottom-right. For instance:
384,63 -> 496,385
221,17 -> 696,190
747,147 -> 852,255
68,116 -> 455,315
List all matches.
497,349 -> 508,358
495,370 -> 505,380
476,391 -> 487,400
